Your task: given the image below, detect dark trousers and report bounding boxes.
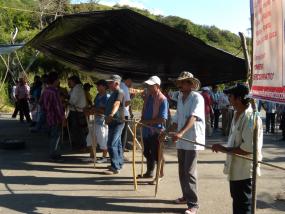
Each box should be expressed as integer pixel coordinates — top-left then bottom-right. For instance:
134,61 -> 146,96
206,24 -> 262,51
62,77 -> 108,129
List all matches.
265,113 -> 276,133
230,179 -> 252,214
280,112 -> 285,139
121,116 -> 129,151
143,134 -> 159,176
12,101 -> 20,118
18,99 -> 31,122
213,109 -> 221,129
178,149 -> 198,209
107,123 -> 124,170
68,111 -> 88,150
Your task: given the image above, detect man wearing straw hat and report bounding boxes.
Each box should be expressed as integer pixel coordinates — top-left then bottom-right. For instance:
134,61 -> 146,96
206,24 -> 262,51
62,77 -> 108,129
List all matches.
170,71 -> 205,214
212,83 -> 263,214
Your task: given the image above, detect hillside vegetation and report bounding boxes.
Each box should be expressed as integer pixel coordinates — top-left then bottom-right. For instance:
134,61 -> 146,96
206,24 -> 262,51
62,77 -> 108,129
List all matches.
0,0 -> 248,109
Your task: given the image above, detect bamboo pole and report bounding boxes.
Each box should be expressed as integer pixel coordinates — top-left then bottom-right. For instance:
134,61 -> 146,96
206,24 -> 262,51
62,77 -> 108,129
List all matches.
155,137 -> 164,197
132,119 -> 138,191
89,115 -> 97,168
127,124 -> 142,149
140,127 -> 144,177
239,30 -> 257,214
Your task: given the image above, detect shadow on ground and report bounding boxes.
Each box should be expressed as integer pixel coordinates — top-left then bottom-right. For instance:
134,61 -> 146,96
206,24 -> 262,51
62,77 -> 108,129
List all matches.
0,193 -> 183,214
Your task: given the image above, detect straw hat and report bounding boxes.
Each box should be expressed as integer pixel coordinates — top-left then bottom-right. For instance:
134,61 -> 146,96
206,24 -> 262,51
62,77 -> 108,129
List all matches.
176,71 -> 201,91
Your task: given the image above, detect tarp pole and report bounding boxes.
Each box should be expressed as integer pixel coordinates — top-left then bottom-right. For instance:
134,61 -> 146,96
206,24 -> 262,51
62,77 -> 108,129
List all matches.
239,29 -> 257,214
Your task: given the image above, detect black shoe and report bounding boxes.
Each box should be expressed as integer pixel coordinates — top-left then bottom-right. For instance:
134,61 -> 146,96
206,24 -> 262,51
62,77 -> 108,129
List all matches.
49,154 -> 63,162
29,122 -> 36,127
136,173 -> 154,179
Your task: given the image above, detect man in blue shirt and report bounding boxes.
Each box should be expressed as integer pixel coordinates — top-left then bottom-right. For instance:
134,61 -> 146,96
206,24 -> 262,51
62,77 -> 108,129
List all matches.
104,75 -> 125,175
139,76 -> 168,180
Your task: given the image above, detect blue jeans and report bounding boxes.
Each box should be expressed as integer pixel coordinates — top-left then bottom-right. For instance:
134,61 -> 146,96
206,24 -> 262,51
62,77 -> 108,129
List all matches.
50,124 -> 61,158
107,123 -> 124,170
35,110 -> 46,131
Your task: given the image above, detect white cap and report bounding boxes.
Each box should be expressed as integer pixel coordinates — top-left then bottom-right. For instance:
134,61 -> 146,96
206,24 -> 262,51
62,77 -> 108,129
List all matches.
144,76 -> 161,86
201,87 -> 210,91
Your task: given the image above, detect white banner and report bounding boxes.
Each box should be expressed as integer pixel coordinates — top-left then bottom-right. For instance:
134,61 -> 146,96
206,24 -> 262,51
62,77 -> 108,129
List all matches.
252,0 -> 285,103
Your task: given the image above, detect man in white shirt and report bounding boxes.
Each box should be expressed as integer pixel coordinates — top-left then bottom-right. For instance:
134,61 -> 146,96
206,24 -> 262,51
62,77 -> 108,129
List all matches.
212,83 -> 263,214
170,71 -> 205,214
120,76 -> 132,152
211,85 -> 222,130
67,75 -> 88,150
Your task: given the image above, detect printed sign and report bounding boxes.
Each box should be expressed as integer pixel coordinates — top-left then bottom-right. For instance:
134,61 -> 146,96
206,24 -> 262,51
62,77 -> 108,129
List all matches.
252,0 -> 285,103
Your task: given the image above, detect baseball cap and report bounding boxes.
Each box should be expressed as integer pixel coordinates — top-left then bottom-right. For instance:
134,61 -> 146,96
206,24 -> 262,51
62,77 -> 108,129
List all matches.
96,79 -> 108,88
83,83 -> 93,89
144,76 -> 161,86
224,83 -> 249,98
106,74 -> 122,82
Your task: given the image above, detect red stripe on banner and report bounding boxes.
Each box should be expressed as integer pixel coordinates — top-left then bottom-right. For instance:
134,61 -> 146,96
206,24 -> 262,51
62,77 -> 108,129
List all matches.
251,86 -> 285,103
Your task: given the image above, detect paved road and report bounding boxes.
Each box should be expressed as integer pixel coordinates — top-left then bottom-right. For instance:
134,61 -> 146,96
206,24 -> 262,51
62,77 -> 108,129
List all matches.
0,113 -> 284,214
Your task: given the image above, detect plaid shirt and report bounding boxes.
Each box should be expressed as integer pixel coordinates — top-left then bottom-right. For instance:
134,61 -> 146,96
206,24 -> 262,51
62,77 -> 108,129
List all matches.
40,86 -> 64,127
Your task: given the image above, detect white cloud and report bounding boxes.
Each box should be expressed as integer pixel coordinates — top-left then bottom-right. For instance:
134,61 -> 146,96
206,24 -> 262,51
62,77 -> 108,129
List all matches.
100,0 -> 164,15
119,0 -> 146,10
100,0 -> 117,7
149,8 -> 164,15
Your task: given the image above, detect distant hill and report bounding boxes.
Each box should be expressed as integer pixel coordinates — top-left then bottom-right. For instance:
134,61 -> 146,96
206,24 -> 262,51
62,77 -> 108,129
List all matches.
0,0 -> 246,56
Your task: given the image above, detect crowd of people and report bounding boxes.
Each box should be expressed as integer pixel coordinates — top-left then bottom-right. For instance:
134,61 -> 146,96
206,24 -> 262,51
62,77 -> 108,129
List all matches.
10,70 -> 269,214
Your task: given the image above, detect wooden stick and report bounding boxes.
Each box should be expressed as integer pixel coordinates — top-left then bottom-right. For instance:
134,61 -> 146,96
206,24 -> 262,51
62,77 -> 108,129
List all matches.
65,115 -> 72,149
127,124 -> 142,149
132,120 -> 138,191
61,123 -> 64,146
90,115 -> 97,169
155,137 -> 164,197
140,126 -> 144,177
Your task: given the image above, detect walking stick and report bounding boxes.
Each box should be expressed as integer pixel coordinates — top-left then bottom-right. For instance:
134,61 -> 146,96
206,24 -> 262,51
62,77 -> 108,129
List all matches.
127,124 -> 142,149
140,126 -> 144,177
89,115 -> 97,169
65,108 -> 72,149
132,119 -> 138,191
61,123 -> 64,146
155,136 -> 164,197
66,120 -> 72,148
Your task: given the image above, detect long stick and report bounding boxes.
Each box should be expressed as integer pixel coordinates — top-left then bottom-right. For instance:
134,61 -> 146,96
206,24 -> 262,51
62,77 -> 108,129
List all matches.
127,125 -> 142,149
90,115 -> 97,168
66,120 -> 72,148
98,114 -> 285,171
132,120 -> 138,191
140,126 -> 144,177
155,138 -> 164,197
239,28 -> 258,214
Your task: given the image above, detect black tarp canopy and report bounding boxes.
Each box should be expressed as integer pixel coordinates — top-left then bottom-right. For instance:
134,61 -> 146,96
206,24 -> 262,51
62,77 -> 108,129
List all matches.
27,9 -> 246,86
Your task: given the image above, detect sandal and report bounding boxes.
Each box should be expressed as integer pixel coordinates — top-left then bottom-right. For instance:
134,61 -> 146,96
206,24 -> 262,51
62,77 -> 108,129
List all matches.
148,176 -> 163,185
185,207 -> 198,214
